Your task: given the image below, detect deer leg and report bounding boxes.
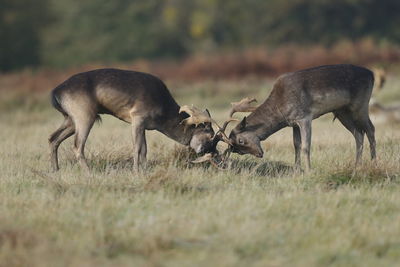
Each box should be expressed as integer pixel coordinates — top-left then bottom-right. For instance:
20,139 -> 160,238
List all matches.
334,111 -> 365,167
365,119 -> 376,160
354,130 -> 364,167
292,126 -> 301,168
49,117 -> 75,171
73,116 -> 95,172
131,116 -> 146,172
298,118 -> 312,171
139,131 -> 147,167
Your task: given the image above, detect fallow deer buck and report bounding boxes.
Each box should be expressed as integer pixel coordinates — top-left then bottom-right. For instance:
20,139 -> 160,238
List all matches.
49,68 -> 220,172
213,64 -> 376,171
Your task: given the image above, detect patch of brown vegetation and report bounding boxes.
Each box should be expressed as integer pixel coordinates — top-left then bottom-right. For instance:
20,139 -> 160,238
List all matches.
1,40 -> 399,92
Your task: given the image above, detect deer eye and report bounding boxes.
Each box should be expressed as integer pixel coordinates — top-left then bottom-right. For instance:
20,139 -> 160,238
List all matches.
238,138 -> 244,145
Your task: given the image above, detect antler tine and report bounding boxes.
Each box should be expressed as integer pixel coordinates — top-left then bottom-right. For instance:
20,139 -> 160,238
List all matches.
229,97 -> 258,117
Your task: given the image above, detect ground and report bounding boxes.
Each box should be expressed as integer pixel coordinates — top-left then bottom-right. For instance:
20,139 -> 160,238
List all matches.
0,76 -> 399,267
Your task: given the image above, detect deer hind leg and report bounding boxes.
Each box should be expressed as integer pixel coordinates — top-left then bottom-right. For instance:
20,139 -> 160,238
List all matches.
49,116 -> 75,171
130,115 -> 146,172
334,110 -> 365,167
72,115 -> 96,172
297,118 -> 312,171
365,119 -> 376,160
292,126 -> 301,168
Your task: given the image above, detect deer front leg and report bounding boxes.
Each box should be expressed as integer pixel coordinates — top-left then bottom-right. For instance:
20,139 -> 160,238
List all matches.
298,118 -> 312,172
139,131 -> 147,167
131,116 -> 146,172
292,126 -> 301,168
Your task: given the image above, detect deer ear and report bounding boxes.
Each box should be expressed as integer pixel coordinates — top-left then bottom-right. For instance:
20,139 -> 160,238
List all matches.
205,109 -> 211,117
239,117 -> 247,130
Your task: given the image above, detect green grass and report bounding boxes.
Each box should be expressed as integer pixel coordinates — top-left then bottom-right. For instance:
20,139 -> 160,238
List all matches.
1,77 -> 400,266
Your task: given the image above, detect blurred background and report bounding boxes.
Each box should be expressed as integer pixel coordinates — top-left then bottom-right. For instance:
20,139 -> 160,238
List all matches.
1,0 -> 400,80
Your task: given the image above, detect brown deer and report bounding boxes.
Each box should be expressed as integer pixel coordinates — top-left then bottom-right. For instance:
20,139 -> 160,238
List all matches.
216,64 -> 376,171
49,68 -> 218,172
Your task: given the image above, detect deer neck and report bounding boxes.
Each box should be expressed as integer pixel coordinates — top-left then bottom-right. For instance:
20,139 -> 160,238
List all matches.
158,107 -> 195,146
246,98 -> 289,140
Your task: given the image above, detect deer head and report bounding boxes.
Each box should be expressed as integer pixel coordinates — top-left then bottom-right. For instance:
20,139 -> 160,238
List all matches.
179,105 -> 216,154
228,116 -> 264,158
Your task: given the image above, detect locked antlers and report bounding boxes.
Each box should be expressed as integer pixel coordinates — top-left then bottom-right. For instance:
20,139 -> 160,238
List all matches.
182,97 -> 258,168
179,105 -> 232,144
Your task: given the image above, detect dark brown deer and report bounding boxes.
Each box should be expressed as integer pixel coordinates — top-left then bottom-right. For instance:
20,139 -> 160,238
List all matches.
49,68 -> 217,172
220,64 -> 376,171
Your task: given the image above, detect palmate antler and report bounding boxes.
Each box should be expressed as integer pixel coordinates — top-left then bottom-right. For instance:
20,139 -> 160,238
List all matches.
179,105 -> 214,127
217,97 -> 259,134
191,153 -> 224,169
190,148 -> 231,170
229,97 -> 258,117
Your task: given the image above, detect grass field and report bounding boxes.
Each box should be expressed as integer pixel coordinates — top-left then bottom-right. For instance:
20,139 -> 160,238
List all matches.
1,75 -> 400,267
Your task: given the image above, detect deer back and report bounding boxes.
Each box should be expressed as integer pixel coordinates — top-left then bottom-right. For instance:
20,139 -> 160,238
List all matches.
253,64 -> 374,121
53,68 -> 181,129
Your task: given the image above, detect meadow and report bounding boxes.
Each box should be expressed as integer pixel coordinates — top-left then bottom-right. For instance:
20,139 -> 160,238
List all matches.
0,74 -> 400,267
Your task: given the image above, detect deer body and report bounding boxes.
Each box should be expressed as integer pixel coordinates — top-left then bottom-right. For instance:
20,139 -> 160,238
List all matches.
49,68 -> 214,172
228,64 -> 376,170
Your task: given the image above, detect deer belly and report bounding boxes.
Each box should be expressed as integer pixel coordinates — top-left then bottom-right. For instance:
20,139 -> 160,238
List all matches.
311,90 -> 350,117
96,89 -> 135,122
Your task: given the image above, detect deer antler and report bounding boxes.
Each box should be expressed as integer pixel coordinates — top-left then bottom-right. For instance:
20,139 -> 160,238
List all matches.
179,105 -> 214,127
191,153 -> 214,163
191,147 -> 233,170
196,154 -> 223,169
229,97 -> 258,117
212,119 -> 237,145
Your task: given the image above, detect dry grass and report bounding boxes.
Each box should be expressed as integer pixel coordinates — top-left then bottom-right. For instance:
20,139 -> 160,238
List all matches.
0,74 -> 400,266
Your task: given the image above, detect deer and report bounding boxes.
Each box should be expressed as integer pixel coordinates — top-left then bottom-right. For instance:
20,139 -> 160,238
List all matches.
206,64 -> 377,171
48,68 -> 222,172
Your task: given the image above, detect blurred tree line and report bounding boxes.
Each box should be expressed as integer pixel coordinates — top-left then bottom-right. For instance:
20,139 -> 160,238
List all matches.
1,0 -> 400,72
